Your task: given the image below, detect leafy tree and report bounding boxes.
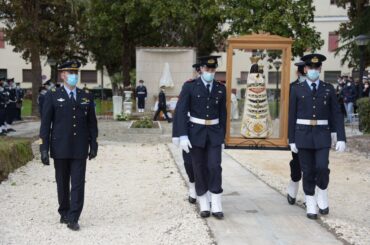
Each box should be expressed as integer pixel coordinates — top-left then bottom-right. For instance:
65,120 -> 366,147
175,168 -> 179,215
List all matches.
223,0 -> 324,58
0,0 -> 87,115
335,0 -> 370,68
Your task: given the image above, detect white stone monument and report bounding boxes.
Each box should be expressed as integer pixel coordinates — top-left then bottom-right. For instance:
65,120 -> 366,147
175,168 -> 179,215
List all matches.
112,95 -> 123,120
123,91 -> 133,115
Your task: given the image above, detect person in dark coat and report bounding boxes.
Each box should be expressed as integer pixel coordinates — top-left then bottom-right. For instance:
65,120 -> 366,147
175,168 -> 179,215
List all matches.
362,80 -> 370,97
4,78 -> 16,132
135,80 -> 147,113
340,80 -> 357,123
153,86 -> 172,122
38,80 -> 51,118
39,61 -> 98,231
0,78 -> 8,136
15,82 -> 24,121
288,53 -> 346,220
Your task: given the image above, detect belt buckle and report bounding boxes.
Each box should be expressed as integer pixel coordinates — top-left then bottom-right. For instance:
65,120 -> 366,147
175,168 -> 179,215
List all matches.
205,120 -> 212,126
310,120 -> 317,126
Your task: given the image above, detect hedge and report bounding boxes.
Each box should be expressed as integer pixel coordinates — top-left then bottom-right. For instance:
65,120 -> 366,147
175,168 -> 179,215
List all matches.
0,138 -> 34,182
357,97 -> 370,134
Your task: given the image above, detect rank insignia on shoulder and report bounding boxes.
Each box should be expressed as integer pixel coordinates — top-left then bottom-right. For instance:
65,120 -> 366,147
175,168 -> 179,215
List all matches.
81,98 -> 90,104
57,98 -> 65,102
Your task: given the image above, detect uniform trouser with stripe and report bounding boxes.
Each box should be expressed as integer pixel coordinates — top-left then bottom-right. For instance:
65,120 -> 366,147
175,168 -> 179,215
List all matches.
190,141 -> 222,196
290,152 -> 302,182
138,98 -> 145,109
182,150 -> 194,183
54,159 -> 86,223
298,148 -> 330,196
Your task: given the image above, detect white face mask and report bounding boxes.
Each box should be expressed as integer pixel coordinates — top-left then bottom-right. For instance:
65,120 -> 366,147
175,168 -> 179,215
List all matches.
347,82 -> 351,87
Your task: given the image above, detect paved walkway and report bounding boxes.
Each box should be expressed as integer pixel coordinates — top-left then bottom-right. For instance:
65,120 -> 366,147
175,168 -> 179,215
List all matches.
168,144 -> 342,245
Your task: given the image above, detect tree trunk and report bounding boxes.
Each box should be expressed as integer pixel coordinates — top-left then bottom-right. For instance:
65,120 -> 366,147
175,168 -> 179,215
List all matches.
30,45 -> 42,116
122,24 -> 132,88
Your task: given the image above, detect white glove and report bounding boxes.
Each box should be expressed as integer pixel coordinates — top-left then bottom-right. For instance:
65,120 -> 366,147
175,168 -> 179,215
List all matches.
289,143 -> 298,153
180,136 -> 192,153
222,144 -> 225,150
331,132 -> 337,145
172,137 -> 180,147
335,141 -> 346,152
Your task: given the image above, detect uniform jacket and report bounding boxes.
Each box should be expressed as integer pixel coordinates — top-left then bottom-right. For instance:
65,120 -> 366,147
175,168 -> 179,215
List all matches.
340,84 -> 357,103
135,85 -> 147,99
176,77 -> 227,147
39,87 -> 98,159
288,80 -> 346,149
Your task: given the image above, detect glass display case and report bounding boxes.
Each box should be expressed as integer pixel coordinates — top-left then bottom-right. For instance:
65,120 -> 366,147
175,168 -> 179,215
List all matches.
225,34 -> 293,149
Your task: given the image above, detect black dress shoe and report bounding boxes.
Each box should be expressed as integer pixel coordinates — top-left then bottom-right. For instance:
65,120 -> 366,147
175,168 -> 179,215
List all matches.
306,213 -> 318,220
67,222 -> 80,231
188,196 -> 196,204
287,194 -> 296,205
7,128 -> 16,132
60,216 -> 68,224
200,211 -> 210,218
212,212 -> 224,219
319,207 -> 329,215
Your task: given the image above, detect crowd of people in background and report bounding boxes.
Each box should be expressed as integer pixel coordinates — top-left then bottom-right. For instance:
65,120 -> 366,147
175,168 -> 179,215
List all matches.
336,74 -> 369,123
0,77 -> 24,136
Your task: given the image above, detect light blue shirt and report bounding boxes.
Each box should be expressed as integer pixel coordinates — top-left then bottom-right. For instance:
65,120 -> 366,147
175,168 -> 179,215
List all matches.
306,79 -> 320,91
64,86 -> 77,100
201,76 -> 213,93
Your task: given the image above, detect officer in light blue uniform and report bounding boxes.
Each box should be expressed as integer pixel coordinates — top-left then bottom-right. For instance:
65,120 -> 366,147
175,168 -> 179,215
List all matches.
39,61 -> 98,231
176,56 -> 227,219
288,54 -> 346,219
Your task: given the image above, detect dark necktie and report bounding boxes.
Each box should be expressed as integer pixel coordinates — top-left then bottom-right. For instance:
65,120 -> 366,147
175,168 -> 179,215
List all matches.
69,91 -> 76,103
311,83 -> 317,95
206,84 -> 211,96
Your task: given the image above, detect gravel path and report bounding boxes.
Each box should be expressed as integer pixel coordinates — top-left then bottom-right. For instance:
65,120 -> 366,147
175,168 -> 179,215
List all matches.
0,142 -> 214,245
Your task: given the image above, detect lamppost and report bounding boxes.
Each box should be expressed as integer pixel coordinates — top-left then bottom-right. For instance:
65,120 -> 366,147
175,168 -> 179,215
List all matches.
355,35 -> 370,84
47,58 -> 58,85
273,60 -> 282,118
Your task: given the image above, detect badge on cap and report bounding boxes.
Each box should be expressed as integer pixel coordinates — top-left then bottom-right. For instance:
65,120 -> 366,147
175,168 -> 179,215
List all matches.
208,59 -> 215,64
311,57 -> 319,63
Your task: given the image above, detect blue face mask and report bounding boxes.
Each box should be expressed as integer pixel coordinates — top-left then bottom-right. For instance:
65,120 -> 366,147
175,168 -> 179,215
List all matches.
66,74 -> 78,87
298,76 -> 306,83
307,69 -> 320,81
202,72 -> 215,82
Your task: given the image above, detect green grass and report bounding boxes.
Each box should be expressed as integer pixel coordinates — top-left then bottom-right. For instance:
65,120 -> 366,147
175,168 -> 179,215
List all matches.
95,99 -> 113,115
22,99 -> 32,117
21,99 -> 113,116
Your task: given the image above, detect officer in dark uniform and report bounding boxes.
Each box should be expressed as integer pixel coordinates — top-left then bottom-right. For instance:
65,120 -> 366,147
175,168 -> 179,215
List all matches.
176,56 -> 226,219
153,86 -> 172,122
0,78 -> 8,136
135,80 -> 147,113
286,61 -> 306,205
15,82 -> 24,121
288,54 -> 346,219
38,80 -> 52,117
172,63 -> 202,204
5,78 -> 16,132
39,61 -> 98,231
